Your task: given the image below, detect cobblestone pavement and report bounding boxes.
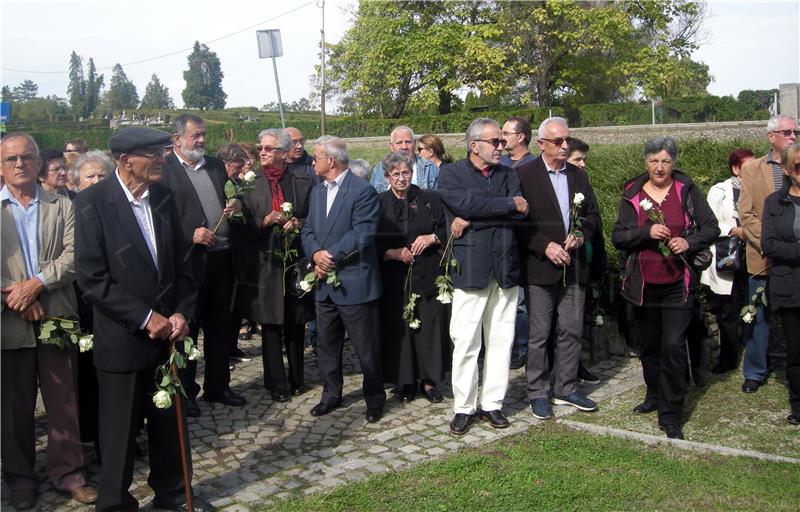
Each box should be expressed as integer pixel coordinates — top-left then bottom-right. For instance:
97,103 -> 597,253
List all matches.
6,336 -> 644,511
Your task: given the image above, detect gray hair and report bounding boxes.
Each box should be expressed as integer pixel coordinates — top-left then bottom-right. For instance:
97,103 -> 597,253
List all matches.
349,158 -> 371,179
381,151 -> 414,177
643,136 -> 678,161
315,135 -> 349,166
71,150 -> 114,186
1,132 -> 40,155
537,117 -> 569,138
465,118 -> 499,148
390,125 -> 415,142
173,113 -> 205,136
767,114 -> 798,131
257,128 -> 292,151
217,143 -> 249,162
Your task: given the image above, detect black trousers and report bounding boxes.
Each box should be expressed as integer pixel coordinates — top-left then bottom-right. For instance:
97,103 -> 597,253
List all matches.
183,249 -> 237,397
708,270 -> 748,368
95,368 -> 191,512
262,318 -> 305,394
633,281 -> 693,426
315,298 -> 386,409
780,308 -> 800,416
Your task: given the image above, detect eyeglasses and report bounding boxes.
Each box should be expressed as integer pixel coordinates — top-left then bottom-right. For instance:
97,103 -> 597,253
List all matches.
292,138 -> 305,146
539,137 -> 572,147
474,138 -> 507,148
2,154 -> 37,167
129,146 -> 173,159
417,146 -> 430,152
47,166 -> 67,174
387,171 -> 412,180
256,145 -> 283,153
770,129 -> 800,137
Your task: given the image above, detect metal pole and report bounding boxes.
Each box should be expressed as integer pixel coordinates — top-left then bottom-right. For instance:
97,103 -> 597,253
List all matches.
271,55 -> 286,128
320,0 -> 326,135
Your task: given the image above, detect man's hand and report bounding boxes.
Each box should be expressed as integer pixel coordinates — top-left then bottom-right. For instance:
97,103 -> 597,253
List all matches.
563,233 -> 584,251
1,278 -> 44,312
410,234 -> 437,256
512,196 -> 529,215
282,217 -> 301,232
192,227 -> 215,247
730,226 -> 746,240
545,241 -> 571,267
222,198 -> 241,216
667,236 -> 690,255
386,247 -> 414,265
145,312 -> 171,340
313,250 -> 336,273
314,265 -> 327,279
450,217 -> 470,239
261,210 -> 284,228
19,301 -> 45,322
168,313 -> 189,341
649,224 -> 671,240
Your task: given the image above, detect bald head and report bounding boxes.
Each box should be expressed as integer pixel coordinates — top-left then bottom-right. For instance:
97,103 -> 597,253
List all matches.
286,127 -> 305,163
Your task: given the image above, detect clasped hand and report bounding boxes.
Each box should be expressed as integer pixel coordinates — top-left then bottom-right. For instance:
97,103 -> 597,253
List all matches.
649,224 -> 689,254
146,312 -> 188,341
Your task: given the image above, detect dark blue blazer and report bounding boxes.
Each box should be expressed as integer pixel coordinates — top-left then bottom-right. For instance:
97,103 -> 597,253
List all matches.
301,171 -> 382,305
438,158 -> 525,290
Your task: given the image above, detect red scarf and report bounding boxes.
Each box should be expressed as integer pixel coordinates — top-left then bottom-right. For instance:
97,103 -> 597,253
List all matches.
263,166 -> 286,212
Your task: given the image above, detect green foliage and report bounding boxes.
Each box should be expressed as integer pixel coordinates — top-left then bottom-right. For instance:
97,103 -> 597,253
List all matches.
104,64 -> 139,110
67,52 -> 104,118
140,74 -> 175,110
11,79 -> 39,103
182,41 -> 227,110
737,89 -> 778,113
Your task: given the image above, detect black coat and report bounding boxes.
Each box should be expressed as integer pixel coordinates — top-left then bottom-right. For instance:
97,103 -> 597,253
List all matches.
515,156 -> 601,286
74,177 -> 197,372
761,185 -> 800,309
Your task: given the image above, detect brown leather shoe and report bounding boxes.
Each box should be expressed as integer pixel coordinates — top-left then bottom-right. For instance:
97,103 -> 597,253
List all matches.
70,484 -> 97,504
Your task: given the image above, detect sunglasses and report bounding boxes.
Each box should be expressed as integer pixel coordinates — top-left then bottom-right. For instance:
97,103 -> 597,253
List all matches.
256,145 -> 283,153
474,138 -> 507,148
539,137 -> 572,147
771,129 -> 800,137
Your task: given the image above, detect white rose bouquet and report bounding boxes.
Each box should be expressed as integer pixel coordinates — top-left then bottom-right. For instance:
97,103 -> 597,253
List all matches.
402,265 -> 421,330
152,336 -> 199,409
38,316 -> 92,351
639,197 -> 689,265
740,285 -> 766,324
434,233 -> 459,304
274,202 -> 300,295
212,171 -> 257,233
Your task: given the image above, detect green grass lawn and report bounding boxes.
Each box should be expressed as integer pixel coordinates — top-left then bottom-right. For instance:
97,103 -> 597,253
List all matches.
266,422 -> 798,512
567,369 -> 800,459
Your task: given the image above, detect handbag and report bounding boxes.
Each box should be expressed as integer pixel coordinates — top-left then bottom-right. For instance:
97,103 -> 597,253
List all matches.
714,236 -> 743,273
684,192 -> 713,272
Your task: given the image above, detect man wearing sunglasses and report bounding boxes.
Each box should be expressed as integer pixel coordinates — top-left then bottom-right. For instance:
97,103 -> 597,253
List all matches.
369,125 -> 439,193
160,114 -> 245,417
739,114 -> 799,395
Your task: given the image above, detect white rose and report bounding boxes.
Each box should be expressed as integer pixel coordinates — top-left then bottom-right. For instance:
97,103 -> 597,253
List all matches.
409,319 -> 421,329
573,192 -> 585,206
280,202 -> 293,214
78,335 -> 94,352
742,311 -> 754,324
299,280 -> 313,292
187,345 -> 201,361
594,315 -> 604,326
639,198 -> 653,211
153,390 -> 173,409
243,170 -> 257,183
436,292 -> 452,304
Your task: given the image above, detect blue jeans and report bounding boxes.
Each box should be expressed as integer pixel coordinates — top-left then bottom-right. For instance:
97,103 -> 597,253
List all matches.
742,275 -> 769,381
512,287 -> 529,359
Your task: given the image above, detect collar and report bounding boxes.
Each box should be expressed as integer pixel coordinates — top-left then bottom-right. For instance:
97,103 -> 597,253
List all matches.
174,149 -> 206,171
325,169 -> 350,187
1,184 -> 40,206
767,151 -> 781,165
115,169 -> 150,203
543,157 -> 567,174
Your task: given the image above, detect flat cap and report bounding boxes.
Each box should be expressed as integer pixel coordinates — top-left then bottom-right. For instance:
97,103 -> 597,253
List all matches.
109,127 -> 172,154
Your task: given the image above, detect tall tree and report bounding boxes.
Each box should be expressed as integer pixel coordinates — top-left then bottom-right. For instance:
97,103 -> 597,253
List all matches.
67,51 -> 85,115
182,41 -> 227,110
140,74 -> 175,109
11,80 -> 39,103
84,58 -> 104,117
1,85 -> 13,103
105,63 -> 139,109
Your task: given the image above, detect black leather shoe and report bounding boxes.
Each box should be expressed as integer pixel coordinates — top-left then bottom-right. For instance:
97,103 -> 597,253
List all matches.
741,379 -> 764,393
691,370 -> 706,387
787,414 -> 800,426
310,400 -> 341,417
271,392 -> 291,403
291,385 -> 307,396
10,489 -> 37,510
711,362 -> 736,375
449,413 -> 473,435
661,424 -> 684,440
478,409 -> 510,429
202,390 -> 246,407
365,408 -> 383,423
509,354 -> 526,370
421,385 -> 444,403
633,401 -> 658,414
152,496 -> 217,511
185,397 -> 201,418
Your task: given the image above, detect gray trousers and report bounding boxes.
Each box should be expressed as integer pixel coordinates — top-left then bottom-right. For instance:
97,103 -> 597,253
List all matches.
525,283 -> 585,400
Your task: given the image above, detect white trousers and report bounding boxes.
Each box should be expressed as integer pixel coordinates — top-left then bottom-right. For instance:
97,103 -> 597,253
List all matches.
449,282 -> 517,414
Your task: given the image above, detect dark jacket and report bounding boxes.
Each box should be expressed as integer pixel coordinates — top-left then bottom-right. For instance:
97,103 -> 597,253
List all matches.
158,152 -> 228,286
287,150 -> 318,182
611,170 -> 719,305
761,184 -> 800,309
516,156 -> 601,286
74,177 -> 197,372
438,158 -> 525,290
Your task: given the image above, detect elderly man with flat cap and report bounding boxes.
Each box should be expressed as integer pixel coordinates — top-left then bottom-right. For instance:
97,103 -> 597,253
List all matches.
74,127 -> 214,511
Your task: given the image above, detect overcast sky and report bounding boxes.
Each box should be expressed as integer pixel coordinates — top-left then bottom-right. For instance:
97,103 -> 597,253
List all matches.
1,0 -> 798,111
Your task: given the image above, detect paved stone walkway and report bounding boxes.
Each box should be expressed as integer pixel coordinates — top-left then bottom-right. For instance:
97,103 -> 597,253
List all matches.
5,337 -> 644,511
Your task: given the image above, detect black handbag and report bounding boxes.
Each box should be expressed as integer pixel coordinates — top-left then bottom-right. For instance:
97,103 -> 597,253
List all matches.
685,193 -> 713,272
714,236 -> 743,273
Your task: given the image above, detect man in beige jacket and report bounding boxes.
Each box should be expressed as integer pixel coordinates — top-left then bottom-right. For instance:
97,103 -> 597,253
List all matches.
739,114 -> 798,394
1,132 -> 96,508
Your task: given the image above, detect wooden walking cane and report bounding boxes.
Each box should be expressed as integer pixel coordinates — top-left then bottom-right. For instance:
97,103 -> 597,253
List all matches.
168,338 -> 194,512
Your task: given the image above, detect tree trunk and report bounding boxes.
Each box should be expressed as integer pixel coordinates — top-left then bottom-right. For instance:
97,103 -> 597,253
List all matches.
437,88 -> 452,115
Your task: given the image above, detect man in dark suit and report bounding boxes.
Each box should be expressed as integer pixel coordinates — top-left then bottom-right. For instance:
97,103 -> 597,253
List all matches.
516,117 -> 601,421
438,117 -> 529,436
74,127 -> 214,511
300,136 -> 386,423
159,114 -> 245,416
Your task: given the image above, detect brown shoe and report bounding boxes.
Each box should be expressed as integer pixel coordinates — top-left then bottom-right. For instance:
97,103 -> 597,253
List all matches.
70,484 -> 97,504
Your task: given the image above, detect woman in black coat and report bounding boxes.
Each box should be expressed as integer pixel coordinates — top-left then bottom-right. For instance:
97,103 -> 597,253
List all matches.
376,151 -> 449,403
760,142 -> 800,426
